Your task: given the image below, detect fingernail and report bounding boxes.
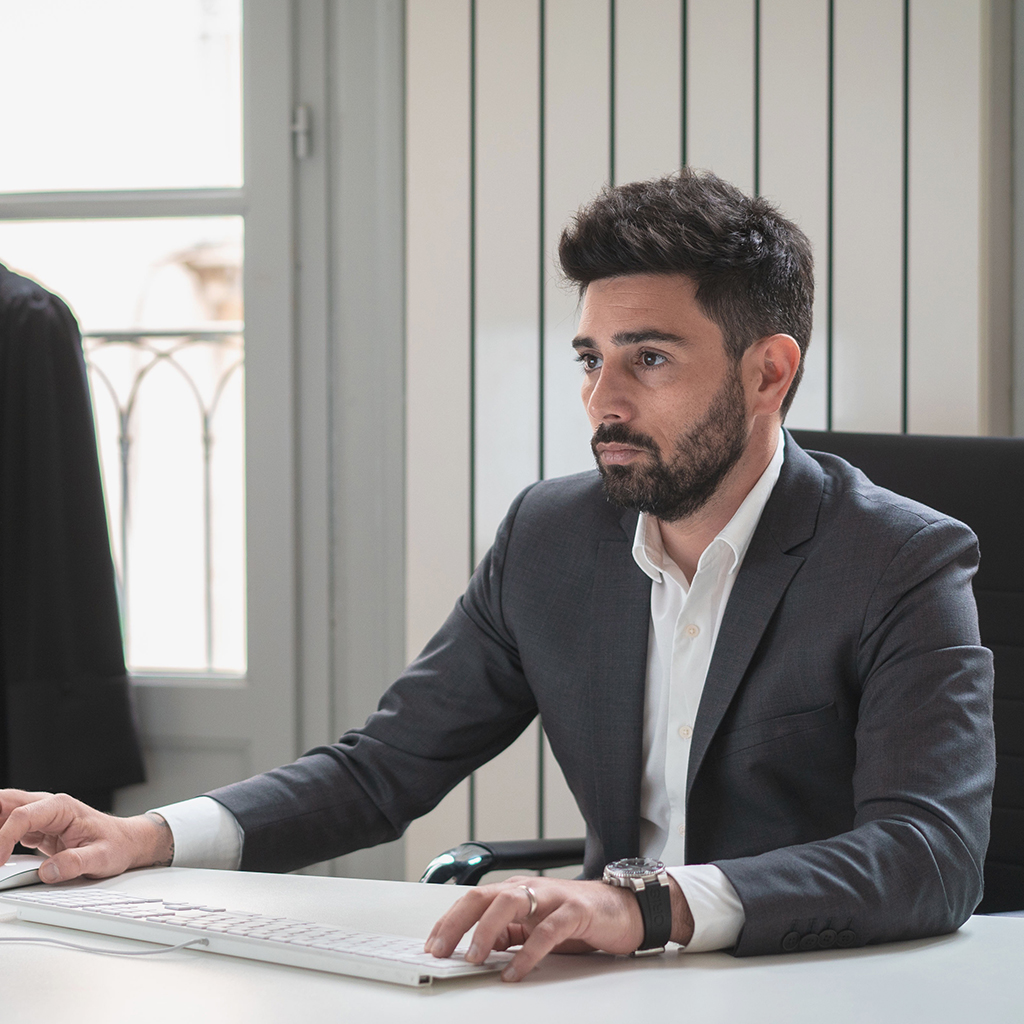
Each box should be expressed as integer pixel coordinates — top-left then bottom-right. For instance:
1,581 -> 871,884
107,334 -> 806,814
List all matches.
429,938 -> 443,956
40,863 -> 60,883
468,943 -> 483,962
502,965 -> 518,982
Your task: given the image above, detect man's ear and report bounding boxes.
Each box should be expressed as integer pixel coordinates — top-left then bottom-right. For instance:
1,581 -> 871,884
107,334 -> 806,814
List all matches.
746,334 -> 801,416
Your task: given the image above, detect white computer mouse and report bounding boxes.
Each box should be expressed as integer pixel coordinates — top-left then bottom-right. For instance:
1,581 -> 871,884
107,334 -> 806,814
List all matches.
0,855 -> 45,890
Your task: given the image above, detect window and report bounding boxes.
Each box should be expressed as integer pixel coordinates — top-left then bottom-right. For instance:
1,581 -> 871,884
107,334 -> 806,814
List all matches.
1,0 -> 298,809
0,0 -> 245,674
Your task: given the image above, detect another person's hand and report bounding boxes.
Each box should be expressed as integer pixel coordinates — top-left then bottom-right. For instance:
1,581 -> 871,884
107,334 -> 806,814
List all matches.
424,874 -> 694,982
0,789 -> 173,883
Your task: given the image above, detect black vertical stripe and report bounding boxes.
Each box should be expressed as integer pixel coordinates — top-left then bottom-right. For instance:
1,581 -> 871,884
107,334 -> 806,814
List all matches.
826,0 -> 835,431
468,0 -> 478,843
900,0 -> 910,434
468,0 -> 477,581
539,0 -> 546,484
537,0 -> 547,843
609,0 -> 616,186
537,724 -> 546,841
681,0 -> 688,167
753,0 -> 761,195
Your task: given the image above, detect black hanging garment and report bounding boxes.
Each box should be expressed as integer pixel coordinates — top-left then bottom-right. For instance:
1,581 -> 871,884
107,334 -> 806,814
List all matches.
0,263 -> 145,810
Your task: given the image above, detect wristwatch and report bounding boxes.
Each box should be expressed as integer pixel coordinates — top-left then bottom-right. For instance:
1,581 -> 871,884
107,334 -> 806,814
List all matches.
602,857 -> 672,956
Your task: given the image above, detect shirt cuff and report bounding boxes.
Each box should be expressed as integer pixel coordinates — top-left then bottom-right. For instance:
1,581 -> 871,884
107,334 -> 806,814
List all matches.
665,863 -> 745,952
148,796 -> 243,870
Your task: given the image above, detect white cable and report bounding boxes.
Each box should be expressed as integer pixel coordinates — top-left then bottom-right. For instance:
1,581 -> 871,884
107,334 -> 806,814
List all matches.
0,935 -> 209,956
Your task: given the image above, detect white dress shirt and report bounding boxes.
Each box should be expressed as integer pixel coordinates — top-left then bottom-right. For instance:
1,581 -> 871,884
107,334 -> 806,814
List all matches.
636,429 -> 785,950
153,431 -> 786,953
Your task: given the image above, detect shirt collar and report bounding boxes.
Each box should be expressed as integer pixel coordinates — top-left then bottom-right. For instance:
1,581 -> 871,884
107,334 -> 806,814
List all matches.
631,428 -> 786,583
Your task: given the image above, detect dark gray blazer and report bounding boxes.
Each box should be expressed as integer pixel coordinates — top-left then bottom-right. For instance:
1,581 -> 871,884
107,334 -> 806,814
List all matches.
210,433 -> 995,956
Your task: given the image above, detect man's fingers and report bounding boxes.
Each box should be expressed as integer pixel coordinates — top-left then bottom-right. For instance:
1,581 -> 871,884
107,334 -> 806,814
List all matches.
16,832 -> 65,857
0,790 -> 56,860
464,885 -> 540,963
39,847 -> 92,883
0,792 -> 159,883
425,886 -> 499,957
0,798 -> 68,863
502,904 -> 582,982
0,793 -> 105,870
0,790 -> 53,818
425,876 -> 635,982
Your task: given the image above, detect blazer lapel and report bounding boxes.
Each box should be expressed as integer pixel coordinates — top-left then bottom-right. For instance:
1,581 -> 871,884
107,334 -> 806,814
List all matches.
584,508 -> 651,862
686,437 -> 825,801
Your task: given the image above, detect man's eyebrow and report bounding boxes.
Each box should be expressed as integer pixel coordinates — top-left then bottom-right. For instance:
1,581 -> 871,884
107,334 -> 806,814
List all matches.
571,329 -> 687,349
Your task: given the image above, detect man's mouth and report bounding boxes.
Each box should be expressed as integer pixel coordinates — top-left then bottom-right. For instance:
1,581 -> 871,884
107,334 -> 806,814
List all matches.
596,442 -> 649,465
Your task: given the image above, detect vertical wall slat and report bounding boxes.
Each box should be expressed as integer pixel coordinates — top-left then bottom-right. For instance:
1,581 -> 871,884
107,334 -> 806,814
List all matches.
685,0 -> 756,193
832,0 -> 904,432
906,0 -> 982,435
473,0 -> 541,563
471,0 -> 541,843
542,729 -> 587,841
473,723 -> 542,843
982,0 -> 1013,438
539,0 -> 613,841
404,0 -> 472,879
758,0 -> 829,431
613,0 -> 683,185
542,0 -> 611,480
326,0 -> 409,882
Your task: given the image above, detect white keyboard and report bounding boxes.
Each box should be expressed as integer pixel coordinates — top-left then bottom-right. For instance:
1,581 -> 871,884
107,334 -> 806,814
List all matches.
0,887 -> 509,987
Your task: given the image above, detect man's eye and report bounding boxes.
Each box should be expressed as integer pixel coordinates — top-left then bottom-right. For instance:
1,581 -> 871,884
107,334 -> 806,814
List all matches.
576,352 -> 601,371
639,351 -> 666,367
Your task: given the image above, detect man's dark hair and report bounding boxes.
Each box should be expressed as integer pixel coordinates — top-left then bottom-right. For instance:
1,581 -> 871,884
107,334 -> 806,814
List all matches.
558,169 -> 814,414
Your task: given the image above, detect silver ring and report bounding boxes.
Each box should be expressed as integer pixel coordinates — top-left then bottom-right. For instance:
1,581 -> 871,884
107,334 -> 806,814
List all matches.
518,884 -> 538,918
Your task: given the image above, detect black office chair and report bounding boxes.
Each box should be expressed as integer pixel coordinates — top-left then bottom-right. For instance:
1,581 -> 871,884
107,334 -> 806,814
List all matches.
422,431 -> 1023,914
420,837 -> 586,885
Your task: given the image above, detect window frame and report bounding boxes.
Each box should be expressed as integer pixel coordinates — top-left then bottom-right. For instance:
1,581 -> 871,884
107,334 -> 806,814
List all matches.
0,0 -> 298,782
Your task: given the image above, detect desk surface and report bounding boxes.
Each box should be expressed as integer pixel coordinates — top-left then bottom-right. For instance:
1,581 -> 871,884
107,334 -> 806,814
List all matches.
1,868 -> 1020,1024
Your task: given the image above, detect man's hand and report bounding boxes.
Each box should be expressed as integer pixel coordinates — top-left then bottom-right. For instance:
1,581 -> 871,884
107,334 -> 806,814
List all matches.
424,874 -> 694,982
0,790 -> 173,883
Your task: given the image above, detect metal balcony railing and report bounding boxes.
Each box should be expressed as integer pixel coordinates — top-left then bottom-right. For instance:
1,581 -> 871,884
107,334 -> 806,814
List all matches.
83,325 -> 244,674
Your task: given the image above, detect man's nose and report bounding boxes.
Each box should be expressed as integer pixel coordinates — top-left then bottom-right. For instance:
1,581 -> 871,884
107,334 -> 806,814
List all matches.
586,361 -> 633,422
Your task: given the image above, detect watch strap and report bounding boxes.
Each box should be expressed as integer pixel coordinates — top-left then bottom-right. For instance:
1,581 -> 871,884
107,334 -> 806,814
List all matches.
631,871 -> 672,954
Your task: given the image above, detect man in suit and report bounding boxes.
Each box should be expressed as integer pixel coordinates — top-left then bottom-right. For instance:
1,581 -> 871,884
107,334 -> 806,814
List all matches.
0,171 -> 994,981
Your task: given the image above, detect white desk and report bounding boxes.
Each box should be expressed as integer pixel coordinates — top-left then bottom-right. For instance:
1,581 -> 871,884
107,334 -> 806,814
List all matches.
1,868 -> 1020,1024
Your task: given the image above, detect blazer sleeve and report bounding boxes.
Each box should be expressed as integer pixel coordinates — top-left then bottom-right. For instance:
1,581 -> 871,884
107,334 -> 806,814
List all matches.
208,484 -> 541,873
714,516 -> 995,955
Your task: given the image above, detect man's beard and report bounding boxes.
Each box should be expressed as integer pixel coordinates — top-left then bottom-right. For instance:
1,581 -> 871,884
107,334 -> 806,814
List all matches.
591,365 -> 749,523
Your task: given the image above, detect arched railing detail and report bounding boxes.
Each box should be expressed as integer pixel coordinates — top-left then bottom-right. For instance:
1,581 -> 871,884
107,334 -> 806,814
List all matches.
83,325 -> 244,673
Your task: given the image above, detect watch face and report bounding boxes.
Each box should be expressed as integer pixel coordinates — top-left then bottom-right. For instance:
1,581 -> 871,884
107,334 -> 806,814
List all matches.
606,857 -> 665,879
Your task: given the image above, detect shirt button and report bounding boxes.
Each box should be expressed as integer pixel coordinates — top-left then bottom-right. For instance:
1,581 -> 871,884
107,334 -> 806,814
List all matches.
678,724 -> 693,739
677,824 -> 686,836
684,624 -> 700,638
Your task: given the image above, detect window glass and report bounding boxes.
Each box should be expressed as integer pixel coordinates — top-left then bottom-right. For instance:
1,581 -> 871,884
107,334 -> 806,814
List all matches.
0,217 -> 246,673
0,217 -> 242,328
0,0 -> 242,192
